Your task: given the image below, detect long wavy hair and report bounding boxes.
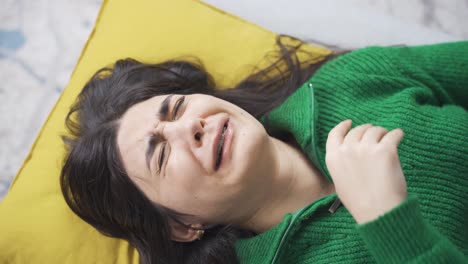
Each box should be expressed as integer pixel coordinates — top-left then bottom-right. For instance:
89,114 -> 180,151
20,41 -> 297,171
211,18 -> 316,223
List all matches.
60,35 -> 340,264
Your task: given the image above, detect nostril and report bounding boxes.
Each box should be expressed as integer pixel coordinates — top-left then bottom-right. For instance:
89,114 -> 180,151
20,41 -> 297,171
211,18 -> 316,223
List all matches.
195,132 -> 201,141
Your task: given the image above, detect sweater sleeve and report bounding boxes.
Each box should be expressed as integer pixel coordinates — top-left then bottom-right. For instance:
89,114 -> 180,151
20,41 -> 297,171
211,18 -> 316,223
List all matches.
386,41 -> 468,109
357,195 -> 467,263
312,42 -> 468,263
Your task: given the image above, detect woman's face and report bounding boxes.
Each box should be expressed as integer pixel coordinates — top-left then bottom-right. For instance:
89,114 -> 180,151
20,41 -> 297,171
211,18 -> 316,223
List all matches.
117,94 -> 276,226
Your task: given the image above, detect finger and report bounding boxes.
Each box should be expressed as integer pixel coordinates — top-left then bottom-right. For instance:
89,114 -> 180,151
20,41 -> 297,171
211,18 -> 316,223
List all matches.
343,123 -> 373,144
326,119 -> 352,151
361,126 -> 388,143
381,128 -> 404,146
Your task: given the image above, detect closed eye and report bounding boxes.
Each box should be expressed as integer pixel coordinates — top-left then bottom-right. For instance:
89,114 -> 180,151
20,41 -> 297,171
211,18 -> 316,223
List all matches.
158,142 -> 167,172
157,95 -> 186,174
172,96 -> 185,120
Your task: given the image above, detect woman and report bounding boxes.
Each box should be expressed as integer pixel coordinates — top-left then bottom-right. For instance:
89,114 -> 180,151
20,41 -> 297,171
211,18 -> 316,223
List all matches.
60,36 -> 468,263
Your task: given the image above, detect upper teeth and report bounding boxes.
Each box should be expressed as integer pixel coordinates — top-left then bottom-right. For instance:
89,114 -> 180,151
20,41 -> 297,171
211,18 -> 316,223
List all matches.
216,125 -> 227,168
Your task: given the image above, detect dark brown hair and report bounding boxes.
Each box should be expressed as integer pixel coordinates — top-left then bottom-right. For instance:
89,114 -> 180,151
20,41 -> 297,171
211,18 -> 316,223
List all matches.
60,35 -> 340,264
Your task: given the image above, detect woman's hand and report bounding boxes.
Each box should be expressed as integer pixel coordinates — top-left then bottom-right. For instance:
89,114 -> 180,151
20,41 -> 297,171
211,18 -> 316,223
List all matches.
325,120 -> 407,224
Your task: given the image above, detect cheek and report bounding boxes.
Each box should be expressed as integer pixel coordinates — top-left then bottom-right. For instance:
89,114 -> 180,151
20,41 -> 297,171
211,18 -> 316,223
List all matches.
158,156 -> 204,209
159,160 -> 240,218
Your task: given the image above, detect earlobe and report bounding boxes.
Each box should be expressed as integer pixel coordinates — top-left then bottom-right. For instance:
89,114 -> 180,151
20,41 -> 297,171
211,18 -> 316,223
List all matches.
169,219 -> 204,242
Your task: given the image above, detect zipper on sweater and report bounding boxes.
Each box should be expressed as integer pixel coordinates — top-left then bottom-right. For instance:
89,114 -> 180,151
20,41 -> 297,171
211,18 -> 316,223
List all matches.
270,82 -> 342,263
270,206 -> 308,264
270,195 -> 340,264
328,198 -> 342,213
307,82 -> 343,214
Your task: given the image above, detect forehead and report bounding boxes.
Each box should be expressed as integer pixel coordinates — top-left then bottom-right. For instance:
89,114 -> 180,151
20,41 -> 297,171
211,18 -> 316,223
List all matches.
116,95 -> 164,178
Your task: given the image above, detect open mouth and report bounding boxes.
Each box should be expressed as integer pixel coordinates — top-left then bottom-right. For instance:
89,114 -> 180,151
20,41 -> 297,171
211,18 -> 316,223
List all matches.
215,121 -> 228,170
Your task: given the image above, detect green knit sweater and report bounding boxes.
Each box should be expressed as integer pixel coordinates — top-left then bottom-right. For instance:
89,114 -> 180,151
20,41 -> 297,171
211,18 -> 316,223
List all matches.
235,42 -> 468,263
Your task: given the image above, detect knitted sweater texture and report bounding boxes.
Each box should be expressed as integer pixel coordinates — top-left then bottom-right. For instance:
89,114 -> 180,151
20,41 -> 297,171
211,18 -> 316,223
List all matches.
235,42 -> 468,263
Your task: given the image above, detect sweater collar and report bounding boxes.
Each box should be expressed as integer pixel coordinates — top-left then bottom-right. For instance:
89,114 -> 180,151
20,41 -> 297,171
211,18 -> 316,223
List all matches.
235,81 -> 336,262
260,80 -> 330,181
235,193 -> 338,263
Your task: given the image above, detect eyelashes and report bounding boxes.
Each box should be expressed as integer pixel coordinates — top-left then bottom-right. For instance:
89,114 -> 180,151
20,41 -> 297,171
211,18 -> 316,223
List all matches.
158,142 -> 167,172
172,96 -> 185,119
157,96 -> 186,173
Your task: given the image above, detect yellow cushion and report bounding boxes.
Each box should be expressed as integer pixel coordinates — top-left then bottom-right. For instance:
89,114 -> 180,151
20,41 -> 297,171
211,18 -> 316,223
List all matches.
0,0 -> 330,262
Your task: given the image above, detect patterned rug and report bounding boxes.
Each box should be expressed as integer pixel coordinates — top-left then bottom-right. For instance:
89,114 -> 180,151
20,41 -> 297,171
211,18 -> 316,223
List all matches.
0,0 -> 101,200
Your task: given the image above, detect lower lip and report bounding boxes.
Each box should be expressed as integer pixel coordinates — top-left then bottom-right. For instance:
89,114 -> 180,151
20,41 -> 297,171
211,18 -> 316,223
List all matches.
218,120 -> 234,170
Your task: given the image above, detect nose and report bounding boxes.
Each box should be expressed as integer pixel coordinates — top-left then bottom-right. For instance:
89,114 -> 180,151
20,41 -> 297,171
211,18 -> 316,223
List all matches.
163,117 -> 206,146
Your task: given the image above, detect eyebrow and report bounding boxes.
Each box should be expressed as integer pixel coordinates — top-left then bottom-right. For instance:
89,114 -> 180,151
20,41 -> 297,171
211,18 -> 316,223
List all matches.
145,94 -> 174,174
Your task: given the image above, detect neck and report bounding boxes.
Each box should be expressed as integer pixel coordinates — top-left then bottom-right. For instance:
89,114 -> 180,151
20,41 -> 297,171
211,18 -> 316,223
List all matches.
240,136 -> 335,234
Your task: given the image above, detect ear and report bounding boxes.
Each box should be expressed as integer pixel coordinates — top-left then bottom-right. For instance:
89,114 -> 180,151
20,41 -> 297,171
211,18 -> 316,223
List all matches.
168,219 -> 203,242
